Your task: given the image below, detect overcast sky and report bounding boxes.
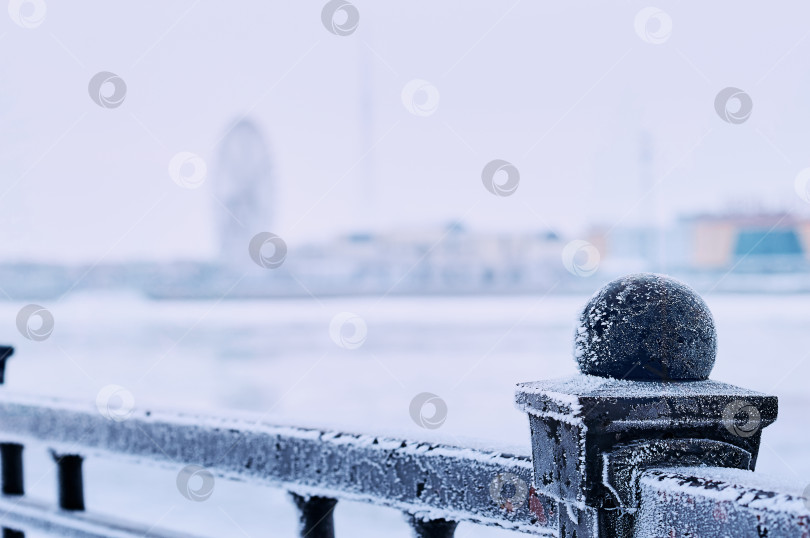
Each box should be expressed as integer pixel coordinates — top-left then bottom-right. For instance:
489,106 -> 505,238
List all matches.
2,1 -> 810,262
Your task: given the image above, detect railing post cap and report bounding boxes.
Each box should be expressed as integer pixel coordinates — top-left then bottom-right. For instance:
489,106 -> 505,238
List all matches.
574,273 -> 716,381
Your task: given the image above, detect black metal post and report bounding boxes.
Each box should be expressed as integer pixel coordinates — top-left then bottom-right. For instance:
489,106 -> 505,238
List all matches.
2,529 -> 24,538
0,443 -> 23,495
405,515 -> 458,538
289,493 -> 337,538
51,453 -> 84,511
515,274 -> 778,537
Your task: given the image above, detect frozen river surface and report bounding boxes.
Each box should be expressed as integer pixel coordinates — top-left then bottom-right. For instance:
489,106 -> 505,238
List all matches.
2,292 -> 809,537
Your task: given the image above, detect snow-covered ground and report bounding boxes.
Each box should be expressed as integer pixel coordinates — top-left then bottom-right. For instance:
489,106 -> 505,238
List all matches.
2,292 -> 809,536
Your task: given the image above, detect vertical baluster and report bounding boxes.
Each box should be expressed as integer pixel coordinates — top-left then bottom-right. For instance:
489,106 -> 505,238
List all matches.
0,443 -> 23,496
405,515 -> 458,538
0,346 -> 14,386
51,452 -> 84,511
1,442 -> 25,537
289,493 -> 337,538
0,348 -> 21,537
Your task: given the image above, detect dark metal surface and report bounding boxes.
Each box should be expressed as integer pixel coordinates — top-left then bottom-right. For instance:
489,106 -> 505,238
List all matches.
52,453 -> 85,511
515,376 -> 777,511
602,438 -> 751,509
0,395 -> 554,535
0,347 -> 14,386
405,514 -> 459,538
290,493 -> 337,538
0,444 -> 23,496
516,272 -> 780,537
637,467 -> 810,537
574,273 -> 716,380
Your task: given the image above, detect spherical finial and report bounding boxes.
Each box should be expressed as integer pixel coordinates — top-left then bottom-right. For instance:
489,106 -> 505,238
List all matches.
574,273 -> 716,381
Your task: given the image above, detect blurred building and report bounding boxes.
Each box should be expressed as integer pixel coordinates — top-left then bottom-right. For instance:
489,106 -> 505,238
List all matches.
589,211 -> 810,276
6,209 -> 810,299
215,119 -> 274,267
291,223 -> 565,295
676,212 -> 810,272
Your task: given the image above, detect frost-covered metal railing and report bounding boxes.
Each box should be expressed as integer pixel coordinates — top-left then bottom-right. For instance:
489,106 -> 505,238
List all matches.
0,330 -> 559,537
0,392 -> 552,538
1,273 -> 809,537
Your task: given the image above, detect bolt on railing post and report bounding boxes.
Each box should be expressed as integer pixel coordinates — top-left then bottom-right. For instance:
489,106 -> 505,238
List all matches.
51,452 -> 85,511
514,274 -> 778,537
0,443 -> 24,496
289,493 -> 337,538
404,514 -> 458,538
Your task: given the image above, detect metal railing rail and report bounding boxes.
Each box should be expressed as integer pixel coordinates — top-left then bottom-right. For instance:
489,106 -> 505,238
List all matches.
0,394 -> 554,537
0,494 -> 192,538
637,466 -> 810,536
2,274 -> 809,537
